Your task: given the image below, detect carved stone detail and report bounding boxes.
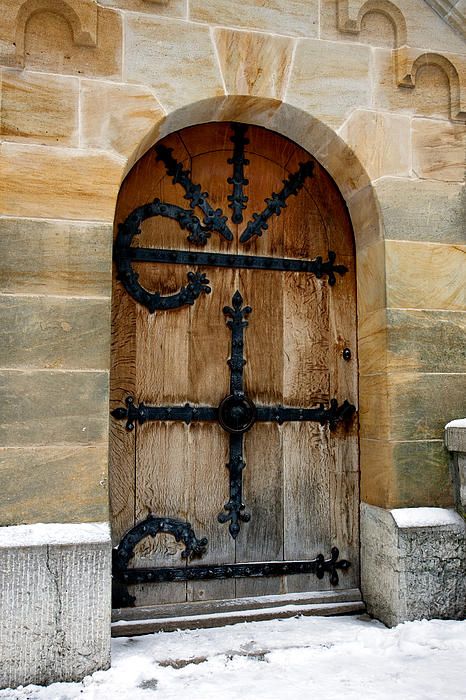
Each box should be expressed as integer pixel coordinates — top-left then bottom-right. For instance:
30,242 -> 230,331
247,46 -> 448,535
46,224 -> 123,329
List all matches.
395,47 -> 466,121
7,0 -> 98,67
337,0 -> 407,45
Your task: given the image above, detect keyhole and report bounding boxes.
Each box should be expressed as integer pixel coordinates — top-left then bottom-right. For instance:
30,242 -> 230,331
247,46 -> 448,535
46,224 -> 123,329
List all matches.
343,348 -> 352,361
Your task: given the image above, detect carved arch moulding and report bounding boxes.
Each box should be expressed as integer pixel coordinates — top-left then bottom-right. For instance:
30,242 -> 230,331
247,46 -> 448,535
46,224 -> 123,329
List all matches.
1,0 -> 97,67
337,0 -> 408,45
337,0 -> 466,122
395,47 -> 466,121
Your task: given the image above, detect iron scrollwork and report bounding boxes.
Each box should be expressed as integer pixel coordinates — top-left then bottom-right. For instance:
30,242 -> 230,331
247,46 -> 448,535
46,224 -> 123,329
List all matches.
155,144 -> 233,241
114,204 -> 212,313
112,515 -> 208,608
227,123 -> 249,223
114,123 -> 349,313
113,542 -> 351,607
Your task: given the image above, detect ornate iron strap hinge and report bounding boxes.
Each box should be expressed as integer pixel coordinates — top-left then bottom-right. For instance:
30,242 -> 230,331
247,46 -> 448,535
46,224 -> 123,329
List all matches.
112,291 -> 356,539
227,123 -> 249,223
112,514 -> 351,607
239,160 -> 314,243
113,123 -> 348,313
155,144 -> 233,241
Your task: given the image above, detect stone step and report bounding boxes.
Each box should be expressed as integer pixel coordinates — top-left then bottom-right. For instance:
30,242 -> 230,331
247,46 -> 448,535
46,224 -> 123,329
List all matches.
111,589 -> 365,636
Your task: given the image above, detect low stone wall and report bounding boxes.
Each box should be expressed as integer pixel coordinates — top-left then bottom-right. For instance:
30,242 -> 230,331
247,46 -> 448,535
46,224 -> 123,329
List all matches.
361,502 -> 466,627
0,522 -> 111,689
445,419 -> 466,517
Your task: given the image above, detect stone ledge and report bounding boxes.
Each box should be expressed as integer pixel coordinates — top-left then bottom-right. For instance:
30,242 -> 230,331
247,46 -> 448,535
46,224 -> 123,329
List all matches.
0,521 -> 111,689
445,418 -> 466,452
361,502 -> 466,627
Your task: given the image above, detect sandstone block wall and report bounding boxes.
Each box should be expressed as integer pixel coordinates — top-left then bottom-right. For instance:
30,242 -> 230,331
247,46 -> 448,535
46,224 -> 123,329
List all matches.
0,0 -> 464,526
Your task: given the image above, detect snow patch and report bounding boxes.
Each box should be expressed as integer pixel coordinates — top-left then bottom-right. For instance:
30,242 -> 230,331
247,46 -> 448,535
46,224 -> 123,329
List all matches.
445,418 -> 466,429
390,507 -> 463,528
0,522 -> 111,548
2,616 -> 466,700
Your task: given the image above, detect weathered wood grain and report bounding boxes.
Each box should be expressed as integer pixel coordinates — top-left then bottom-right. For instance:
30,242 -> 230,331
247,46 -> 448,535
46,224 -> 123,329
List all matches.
109,122 -> 359,610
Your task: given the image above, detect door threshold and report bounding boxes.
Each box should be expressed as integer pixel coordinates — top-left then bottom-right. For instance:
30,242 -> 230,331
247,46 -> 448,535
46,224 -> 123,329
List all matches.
111,588 -> 365,636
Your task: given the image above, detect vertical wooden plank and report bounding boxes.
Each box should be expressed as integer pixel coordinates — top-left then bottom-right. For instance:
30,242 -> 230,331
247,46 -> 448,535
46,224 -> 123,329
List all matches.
327,247 -> 360,588
109,280 -> 136,546
235,130 -> 286,595
184,143 -> 237,601
281,169 -> 332,593
186,266 -> 236,602
282,273 -> 332,593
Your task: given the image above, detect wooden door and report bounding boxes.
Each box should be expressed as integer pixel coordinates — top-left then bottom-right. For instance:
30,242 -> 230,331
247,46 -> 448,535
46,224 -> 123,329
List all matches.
110,123 -> 359,610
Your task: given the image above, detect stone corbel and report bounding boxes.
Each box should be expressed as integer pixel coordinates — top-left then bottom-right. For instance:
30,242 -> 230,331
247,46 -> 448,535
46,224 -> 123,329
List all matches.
395,46 -> 466,121
337,0 -> 408,45
4,0 -> 98,67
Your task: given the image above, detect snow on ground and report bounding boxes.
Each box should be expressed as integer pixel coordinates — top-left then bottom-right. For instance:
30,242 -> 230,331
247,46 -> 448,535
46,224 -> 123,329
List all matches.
2,615 -> 466,700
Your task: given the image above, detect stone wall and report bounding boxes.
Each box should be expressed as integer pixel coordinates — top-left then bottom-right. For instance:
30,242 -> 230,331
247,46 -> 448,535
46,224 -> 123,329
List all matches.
0,0 -> 465,686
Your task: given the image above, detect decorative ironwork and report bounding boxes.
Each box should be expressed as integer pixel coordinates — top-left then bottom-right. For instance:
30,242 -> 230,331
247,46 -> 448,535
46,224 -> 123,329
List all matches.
112,515 -> 208,608
113,547 -> 351,589
217,291 -> 252,536
111,396 -> 217,432
112,291 -> 356,538
256,399 -> 356,432
155,144 -> 233,241
125,247 -> 348,284
227,123 -> 249,223
112,397 -> 355,432
114,207 -> 212,313
239,161 -> 314,243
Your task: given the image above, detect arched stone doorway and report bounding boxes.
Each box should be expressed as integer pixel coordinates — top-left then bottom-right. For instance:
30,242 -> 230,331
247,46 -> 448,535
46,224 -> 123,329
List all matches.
110,121 -> 362,624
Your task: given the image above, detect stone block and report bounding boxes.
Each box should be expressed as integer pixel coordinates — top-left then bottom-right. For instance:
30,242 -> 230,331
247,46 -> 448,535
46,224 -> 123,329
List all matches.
346,185 -> 384,250
213,28 -> 294,100
321,0 -> 466,55
0,295 -> 111,370
0,0 -> 98,67
360,371 -> 466,441
359,308 -> 466,374
392,440 -> 454,507
0,144 -> 123,221
373,48 -> 453,120
19,6 -> 121,80
374,177 -> 465,243
189,0 -> 319,37
385,240 -> 465,311
356,240 -> 387,315
0,522 -> 111,689
99,0 -> 186,18
0,369 -> 109,446
124,15 -> 224,111
445,419 -> 466,514
339,109 -> 411,180
0,218 -> 112,297
0,69 -> 78,145
445,417 -> 466,451
412,118 -> 466,182
361,502 -> 466,627
0,445 -> 109,524
80,80 -> 164,158
286,38 -> 371,128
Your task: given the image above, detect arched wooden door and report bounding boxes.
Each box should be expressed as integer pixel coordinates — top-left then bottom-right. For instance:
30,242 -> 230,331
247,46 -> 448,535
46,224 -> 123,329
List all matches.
110,123 -> 360,618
